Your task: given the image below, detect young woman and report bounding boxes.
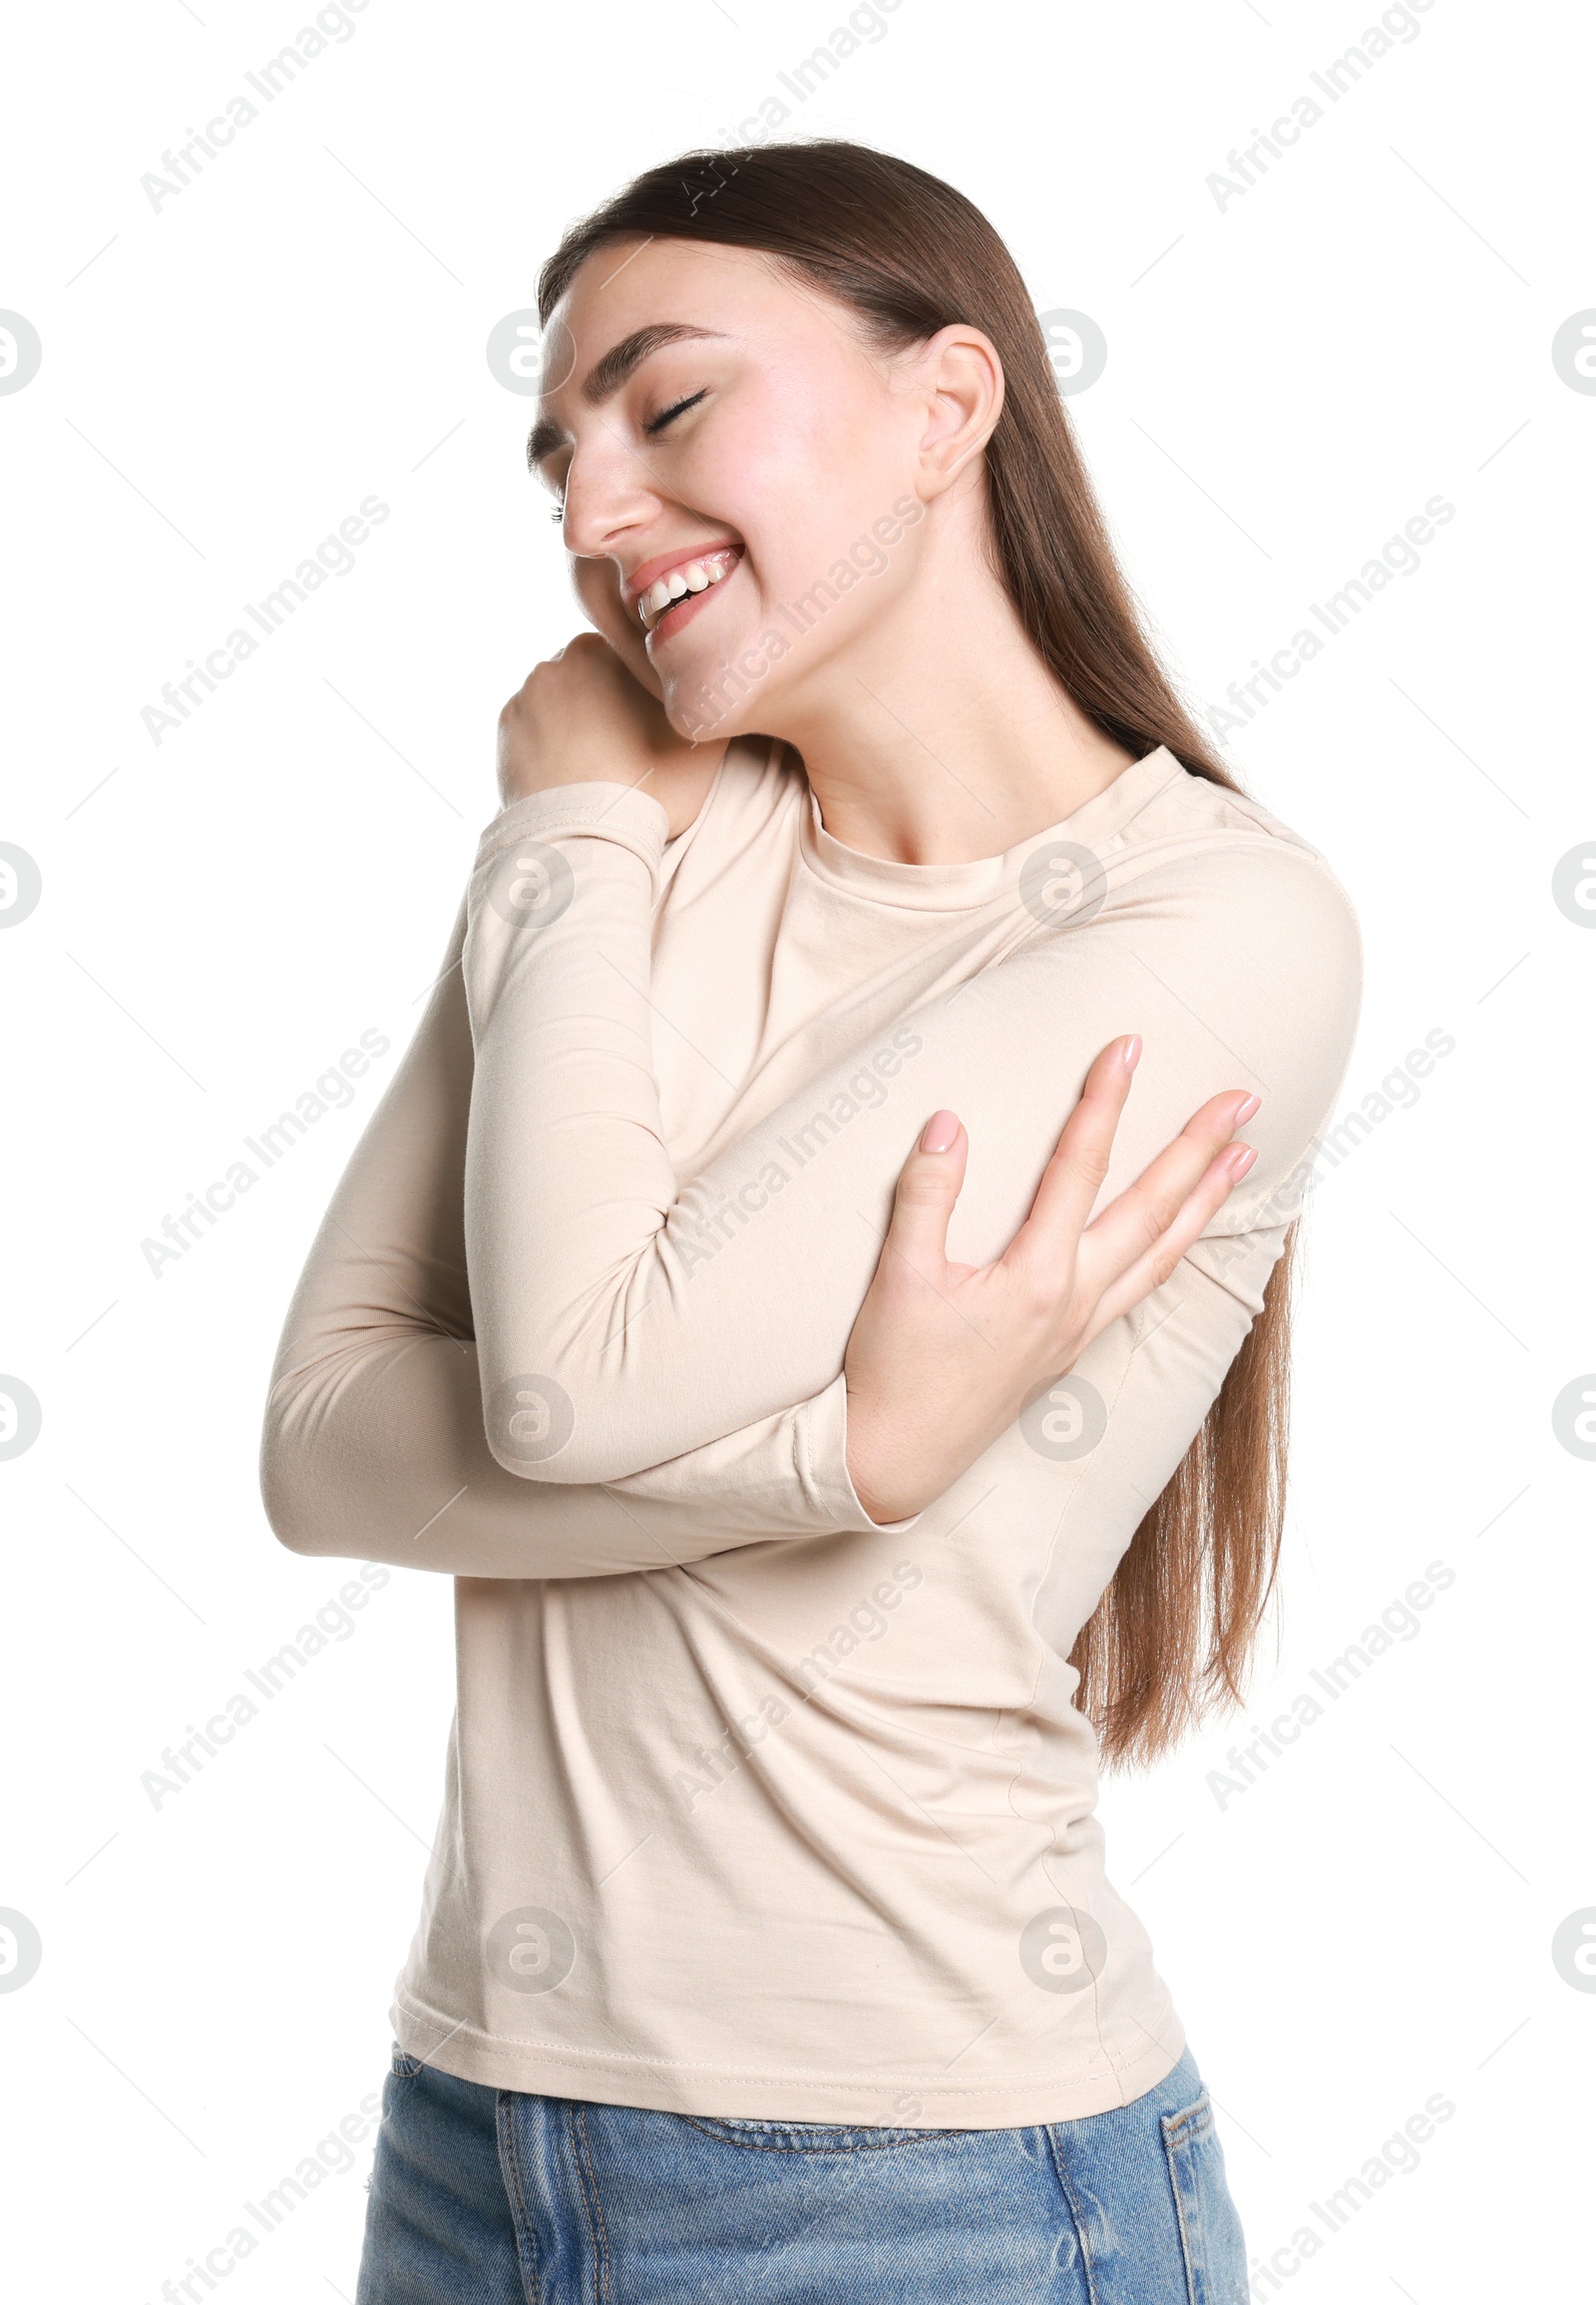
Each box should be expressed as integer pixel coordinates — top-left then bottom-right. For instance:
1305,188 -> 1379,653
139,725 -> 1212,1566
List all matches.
262,141 -> 1361,2303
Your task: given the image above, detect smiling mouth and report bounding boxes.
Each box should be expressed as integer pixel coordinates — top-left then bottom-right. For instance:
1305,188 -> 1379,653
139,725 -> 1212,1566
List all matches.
636,547 -> 742,636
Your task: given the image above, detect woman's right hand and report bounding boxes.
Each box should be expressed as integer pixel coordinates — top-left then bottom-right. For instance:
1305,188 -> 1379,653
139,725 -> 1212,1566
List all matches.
841,1035 -> 1260,1524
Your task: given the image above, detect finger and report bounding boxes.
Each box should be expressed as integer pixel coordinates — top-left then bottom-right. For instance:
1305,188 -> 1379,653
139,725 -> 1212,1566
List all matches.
877,1110 -> 970,1286
1075,1090 -> 1259,1291
1078,1141 -> 1256,1345
1001,1035 -> 1141,1279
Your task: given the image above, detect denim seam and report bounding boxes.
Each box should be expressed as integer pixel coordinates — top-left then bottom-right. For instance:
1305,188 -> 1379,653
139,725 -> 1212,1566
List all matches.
571,2101 -> 614,2305
495,2091 -> 545,2305
1159,2093 -> 1211,2305
1042,2124 -> 1102,2305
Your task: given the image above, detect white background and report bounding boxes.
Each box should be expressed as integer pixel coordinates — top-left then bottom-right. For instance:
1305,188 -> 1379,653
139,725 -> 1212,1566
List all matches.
2,0 -> 1590,2296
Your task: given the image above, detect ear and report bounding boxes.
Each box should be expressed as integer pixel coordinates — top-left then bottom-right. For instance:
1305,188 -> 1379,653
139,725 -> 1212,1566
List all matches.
913,325 -> 1004,503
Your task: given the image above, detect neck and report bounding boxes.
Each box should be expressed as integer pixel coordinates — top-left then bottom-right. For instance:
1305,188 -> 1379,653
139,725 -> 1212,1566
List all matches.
765,495 -> 1138,866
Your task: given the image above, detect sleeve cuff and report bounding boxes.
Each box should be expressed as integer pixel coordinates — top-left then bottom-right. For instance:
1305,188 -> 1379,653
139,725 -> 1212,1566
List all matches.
474,781 -> 670,883
797,1372 -> 924,1536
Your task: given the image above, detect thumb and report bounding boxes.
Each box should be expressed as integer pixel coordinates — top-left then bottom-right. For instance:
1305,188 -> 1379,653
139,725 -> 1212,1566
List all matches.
882,1110 -> 969,1277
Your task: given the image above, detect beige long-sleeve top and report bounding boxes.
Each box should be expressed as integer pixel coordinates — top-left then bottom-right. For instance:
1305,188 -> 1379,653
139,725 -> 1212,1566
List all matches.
261,736 -> 1361,2124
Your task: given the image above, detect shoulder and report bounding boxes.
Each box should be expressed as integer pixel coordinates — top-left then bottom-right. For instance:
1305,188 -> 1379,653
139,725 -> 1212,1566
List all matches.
698,732 -> 805,831
1001,754 -> 1365,1186
1094,754 -> 1364,1010
662,733 -> 804,880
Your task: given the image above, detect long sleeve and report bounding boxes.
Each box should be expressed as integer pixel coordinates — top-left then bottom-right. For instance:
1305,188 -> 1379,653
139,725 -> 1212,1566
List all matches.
461,777 -> 1363,1487
259,895 -> 914,1580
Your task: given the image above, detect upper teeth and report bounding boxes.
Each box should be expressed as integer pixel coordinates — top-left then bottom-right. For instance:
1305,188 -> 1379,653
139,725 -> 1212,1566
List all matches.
638,552 -> 735,628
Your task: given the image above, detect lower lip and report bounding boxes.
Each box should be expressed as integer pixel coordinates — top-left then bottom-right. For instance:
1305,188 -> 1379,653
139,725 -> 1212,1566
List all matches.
643,559 -> 740,649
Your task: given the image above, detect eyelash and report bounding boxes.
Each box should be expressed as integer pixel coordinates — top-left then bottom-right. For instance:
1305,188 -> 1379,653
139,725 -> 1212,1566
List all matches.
547,389 -> 708,524
645,388 -> 708,436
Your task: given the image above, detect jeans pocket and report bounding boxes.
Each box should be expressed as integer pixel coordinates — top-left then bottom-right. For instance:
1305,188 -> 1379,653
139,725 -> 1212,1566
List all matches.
390,2042 -> 425,2080
1159,2091 -> 1248,2305
680,2114 -> 954,2153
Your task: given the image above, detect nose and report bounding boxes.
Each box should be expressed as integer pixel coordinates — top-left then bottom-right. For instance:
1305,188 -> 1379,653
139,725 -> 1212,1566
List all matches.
557,428 -> 662,569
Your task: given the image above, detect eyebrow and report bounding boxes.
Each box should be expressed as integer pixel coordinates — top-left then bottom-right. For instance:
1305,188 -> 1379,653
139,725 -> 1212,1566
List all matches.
525,324 -> 730,470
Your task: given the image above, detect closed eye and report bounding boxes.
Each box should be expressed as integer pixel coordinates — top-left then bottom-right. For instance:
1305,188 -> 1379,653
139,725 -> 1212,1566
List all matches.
645,389 -> 709,436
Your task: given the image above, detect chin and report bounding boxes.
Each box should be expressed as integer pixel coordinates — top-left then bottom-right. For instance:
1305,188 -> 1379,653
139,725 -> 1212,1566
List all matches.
655,624 -> 777,744
661,674 -> 760,747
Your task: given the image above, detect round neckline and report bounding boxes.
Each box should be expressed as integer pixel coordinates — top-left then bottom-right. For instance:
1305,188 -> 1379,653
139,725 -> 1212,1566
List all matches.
797,746 -> 1185,913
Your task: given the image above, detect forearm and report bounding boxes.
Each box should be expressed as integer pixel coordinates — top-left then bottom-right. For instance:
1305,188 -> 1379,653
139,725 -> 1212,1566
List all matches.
262,1325 -> 881,1578
259,896 -> 910,1579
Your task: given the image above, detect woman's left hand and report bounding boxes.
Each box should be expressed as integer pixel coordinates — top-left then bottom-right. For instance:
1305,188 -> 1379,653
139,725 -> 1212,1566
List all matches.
496,631 -> 723,838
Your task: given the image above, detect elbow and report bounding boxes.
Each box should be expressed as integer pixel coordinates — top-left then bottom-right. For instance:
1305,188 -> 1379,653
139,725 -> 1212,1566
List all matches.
259,1463 -> 320,1559
482,1367 -> 628,1485
258,1404 -> 332,1558
484,1430 -> 610,1486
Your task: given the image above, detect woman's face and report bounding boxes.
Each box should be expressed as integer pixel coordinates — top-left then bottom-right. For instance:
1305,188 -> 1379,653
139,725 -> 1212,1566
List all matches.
529,237 -> 945,743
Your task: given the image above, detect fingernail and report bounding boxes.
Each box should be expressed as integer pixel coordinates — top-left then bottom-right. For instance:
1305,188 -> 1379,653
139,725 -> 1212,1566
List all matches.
1235,1092 -> 1261,1123
1228,1144 -> 1258,1179
921,1110 -> 959,1153
1120,1034 -> 1142,1070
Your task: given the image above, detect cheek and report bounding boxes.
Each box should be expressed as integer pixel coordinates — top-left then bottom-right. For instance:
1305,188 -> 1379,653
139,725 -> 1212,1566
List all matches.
696,388 -> 856,579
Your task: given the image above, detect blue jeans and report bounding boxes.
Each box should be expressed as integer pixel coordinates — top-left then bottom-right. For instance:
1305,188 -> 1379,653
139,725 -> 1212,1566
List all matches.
355,2042 -> 1248,2302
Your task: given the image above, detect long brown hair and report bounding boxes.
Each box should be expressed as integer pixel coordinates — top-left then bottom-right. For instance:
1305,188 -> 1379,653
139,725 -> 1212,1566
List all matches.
539,139 -> 1295,1767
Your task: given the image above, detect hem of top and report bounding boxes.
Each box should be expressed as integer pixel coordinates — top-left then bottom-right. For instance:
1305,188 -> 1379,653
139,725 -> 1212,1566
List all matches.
389,1986 -> 1187,2128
